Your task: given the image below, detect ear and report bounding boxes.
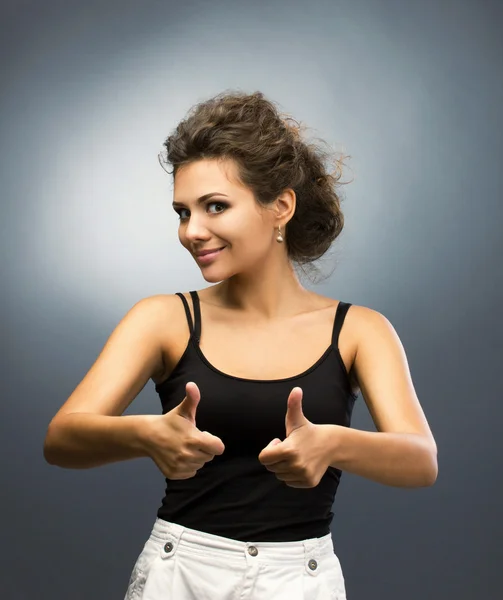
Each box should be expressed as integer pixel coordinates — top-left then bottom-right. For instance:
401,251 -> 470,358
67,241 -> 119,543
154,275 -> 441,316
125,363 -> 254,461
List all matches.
273,188 -> 296,224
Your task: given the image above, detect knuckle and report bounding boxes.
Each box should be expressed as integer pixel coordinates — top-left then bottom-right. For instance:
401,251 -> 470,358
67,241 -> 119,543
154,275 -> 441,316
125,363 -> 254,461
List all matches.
175,448 -> 191,462
185,434 -> 200,451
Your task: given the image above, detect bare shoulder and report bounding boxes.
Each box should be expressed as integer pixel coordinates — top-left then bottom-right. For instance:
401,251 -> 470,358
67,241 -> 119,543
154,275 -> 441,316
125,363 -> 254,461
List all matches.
311,296 -> 402,391
345,304 -> 436,445
340,302 -> 400,373
310,291 -> 363,330
342,303 -> 389,331
123,293 -> 185,349
344,304 -> 402,352
47,294 -> 182,424
139,293 -> 185,320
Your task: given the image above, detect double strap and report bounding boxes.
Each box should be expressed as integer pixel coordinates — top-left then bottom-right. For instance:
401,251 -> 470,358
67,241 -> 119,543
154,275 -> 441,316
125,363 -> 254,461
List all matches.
175,291 -> 201,344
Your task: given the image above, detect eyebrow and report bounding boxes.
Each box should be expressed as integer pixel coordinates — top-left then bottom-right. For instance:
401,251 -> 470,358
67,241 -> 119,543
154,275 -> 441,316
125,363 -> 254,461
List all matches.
172,192 -> 228,208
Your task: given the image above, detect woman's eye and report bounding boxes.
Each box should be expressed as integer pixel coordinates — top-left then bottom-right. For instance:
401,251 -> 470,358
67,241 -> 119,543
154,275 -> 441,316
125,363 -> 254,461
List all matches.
208,201 -> 227,215
175,201 -> 227,221
176,208 -> 189,220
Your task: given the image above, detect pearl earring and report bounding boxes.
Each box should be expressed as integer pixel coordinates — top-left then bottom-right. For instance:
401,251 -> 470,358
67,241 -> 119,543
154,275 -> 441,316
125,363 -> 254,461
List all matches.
276,226 -> 284,243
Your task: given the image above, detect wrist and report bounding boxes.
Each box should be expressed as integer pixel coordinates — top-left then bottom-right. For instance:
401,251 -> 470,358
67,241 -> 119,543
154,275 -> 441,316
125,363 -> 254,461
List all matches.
126,414 -> 154,458
324,424 -> 349,468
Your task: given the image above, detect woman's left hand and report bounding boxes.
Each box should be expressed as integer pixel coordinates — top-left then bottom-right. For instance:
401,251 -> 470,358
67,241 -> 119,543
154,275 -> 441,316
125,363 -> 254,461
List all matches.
258,387 -> 334,488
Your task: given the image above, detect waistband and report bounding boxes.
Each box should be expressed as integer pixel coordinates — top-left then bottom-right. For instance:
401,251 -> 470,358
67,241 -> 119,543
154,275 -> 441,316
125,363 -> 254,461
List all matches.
148,518 -> 336,566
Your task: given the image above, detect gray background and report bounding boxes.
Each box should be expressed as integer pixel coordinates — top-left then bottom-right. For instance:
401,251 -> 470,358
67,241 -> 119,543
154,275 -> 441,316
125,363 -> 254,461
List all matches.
1,0 -> 502,598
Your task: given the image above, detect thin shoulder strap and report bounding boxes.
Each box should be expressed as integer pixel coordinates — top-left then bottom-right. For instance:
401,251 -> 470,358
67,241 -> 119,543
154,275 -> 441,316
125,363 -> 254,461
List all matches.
189,290 -> 202,343
175,292 -> 194,335
331,301 -> 352,347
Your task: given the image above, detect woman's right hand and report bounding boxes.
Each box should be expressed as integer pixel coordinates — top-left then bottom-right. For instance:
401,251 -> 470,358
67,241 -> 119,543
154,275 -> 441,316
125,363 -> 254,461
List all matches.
140,381 -> 225,479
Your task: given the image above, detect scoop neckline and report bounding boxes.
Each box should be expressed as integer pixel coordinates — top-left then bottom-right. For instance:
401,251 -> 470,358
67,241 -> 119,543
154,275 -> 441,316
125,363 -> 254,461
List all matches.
191,335 -> 335,383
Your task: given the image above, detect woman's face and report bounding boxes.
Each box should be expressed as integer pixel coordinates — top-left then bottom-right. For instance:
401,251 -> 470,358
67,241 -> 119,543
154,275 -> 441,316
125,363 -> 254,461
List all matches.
172,158 -> 278,281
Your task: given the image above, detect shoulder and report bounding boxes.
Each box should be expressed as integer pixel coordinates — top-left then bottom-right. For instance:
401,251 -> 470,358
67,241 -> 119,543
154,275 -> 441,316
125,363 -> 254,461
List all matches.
346,304 -> 411,392
339,303 -> 398,350
344,304 -> 397,338
125,294 -> 189,342
118,295 -> 179,347
328,302 -> 407,400
310,293 -> 371,329
131,294 -> 190,383
341,304 -> 437,454
135,292 -> 202,324
315,295 -> 395,358
137,288 -> 218,325
342,302 -> 387,324
131,293 -> 183,318
311,291 -> 386,327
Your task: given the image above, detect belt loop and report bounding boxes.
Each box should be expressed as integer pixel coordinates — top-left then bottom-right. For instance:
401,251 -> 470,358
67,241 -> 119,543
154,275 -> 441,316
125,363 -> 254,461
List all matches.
159,522 -> 183,560
303,538 -> 321,577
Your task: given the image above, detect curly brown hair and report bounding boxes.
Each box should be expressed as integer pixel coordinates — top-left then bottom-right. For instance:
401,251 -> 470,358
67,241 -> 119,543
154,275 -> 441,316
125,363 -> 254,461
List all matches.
158,90 -> 351,283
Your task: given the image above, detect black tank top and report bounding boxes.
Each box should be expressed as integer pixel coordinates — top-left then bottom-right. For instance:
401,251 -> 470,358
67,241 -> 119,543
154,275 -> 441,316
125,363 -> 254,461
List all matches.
154,291 -> 358,542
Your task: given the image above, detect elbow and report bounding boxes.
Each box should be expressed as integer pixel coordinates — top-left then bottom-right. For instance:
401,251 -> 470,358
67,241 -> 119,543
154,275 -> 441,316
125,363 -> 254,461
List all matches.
423,466 -> 438,487
428,460 -> 438,486
422,445 -> 438,487
406,439 -> 437,488
43,435 -> 56,465
43,422 -> 61,465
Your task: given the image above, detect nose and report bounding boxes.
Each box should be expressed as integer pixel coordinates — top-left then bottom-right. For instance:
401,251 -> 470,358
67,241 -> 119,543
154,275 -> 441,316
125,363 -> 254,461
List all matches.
183,216 -> 211,244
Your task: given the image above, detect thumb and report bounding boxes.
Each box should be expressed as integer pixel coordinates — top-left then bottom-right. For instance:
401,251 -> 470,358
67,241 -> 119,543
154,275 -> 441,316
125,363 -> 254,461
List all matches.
176,381 -> 201,425
264,438 -> 282,449
259,437 -> 283,462
285,387 -> 308,437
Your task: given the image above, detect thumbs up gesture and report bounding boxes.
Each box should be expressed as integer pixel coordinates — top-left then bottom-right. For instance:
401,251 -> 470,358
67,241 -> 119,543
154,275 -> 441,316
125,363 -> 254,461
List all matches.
142,381 -> 225,480
258,387 -> 332,488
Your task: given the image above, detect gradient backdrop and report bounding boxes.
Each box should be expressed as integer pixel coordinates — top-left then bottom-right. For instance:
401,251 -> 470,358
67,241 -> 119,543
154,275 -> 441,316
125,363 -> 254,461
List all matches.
1,0 -> 502,598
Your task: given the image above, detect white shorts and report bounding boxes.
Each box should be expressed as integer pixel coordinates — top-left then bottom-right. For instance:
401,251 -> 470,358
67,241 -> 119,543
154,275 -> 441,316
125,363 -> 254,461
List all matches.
123,517 -> 347,600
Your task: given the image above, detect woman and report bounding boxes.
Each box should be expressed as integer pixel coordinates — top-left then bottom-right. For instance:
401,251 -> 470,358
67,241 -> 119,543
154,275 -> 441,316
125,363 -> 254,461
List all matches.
43,91 -> 438,600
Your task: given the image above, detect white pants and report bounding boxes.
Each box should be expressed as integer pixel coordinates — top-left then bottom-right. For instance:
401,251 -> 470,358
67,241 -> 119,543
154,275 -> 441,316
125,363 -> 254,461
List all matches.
124,518 -> 347,600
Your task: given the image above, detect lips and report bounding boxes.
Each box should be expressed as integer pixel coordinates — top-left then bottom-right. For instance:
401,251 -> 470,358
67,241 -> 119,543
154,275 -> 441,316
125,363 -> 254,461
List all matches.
196,246 -> 226,257
194,246 -> 227,264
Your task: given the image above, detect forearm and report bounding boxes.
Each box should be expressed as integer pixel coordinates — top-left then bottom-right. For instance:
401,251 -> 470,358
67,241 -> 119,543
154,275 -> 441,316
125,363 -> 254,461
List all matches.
328,426 -> 438,488
43,413 -> 150,469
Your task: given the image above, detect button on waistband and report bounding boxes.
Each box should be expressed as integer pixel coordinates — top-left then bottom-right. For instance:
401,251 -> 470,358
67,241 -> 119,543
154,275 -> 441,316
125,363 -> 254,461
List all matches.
308,559 -> 318,570
247,546 -> 258,557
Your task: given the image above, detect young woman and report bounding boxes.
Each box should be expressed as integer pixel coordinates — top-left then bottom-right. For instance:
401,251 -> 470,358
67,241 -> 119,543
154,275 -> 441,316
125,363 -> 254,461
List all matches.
43,91 -> 438,600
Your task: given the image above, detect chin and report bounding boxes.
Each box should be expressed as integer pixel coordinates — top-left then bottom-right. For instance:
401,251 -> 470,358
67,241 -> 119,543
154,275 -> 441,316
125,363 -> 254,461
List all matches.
201,270 -> 227,283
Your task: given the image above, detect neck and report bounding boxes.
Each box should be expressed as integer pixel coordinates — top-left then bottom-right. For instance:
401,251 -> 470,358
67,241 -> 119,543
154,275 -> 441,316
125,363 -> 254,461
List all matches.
213,255 -> 314,321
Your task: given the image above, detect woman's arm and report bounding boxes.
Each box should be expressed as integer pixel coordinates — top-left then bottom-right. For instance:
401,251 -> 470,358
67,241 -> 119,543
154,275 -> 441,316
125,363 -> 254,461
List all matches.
328,306 -> 438,488
44,413 -> 151,468
43,296 -> 171,468
327,427 -> 437,487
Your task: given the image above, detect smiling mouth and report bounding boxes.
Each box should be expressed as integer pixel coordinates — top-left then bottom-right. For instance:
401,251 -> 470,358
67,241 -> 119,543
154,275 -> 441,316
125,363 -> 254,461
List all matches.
196,246 -> 226,261
196,246 -> 226,257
